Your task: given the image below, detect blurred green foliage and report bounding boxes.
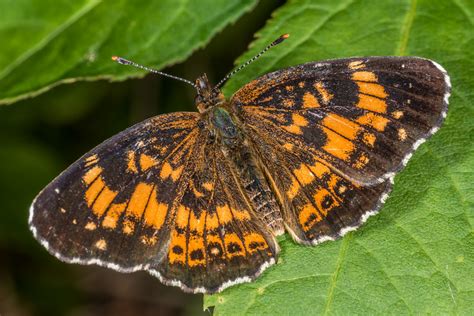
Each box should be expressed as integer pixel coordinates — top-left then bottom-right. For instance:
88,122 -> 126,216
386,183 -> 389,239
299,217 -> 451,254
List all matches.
0,0 -> 259,104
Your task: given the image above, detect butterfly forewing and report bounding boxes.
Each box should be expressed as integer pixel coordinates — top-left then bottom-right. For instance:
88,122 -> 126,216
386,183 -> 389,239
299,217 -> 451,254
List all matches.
29,112 -> 202,270
232,57 -> 450,185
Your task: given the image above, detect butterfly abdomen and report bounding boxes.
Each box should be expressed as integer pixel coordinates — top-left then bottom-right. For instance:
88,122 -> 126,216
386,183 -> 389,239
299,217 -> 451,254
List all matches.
220,136 -> 285,236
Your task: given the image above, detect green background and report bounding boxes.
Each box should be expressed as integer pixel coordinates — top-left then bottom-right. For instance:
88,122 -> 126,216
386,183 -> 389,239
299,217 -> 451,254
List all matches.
0,0 -> 472,315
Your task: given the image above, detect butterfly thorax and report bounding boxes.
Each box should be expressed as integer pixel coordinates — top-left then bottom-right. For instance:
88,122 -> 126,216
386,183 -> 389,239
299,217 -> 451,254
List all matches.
209,107 -> 241,147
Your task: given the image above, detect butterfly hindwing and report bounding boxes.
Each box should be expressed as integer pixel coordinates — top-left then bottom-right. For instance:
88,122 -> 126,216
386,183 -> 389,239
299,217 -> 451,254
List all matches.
29,112 -> 202,270
232,57 -> 450,185
148,143 -> 278,293
245,127 -> 391,244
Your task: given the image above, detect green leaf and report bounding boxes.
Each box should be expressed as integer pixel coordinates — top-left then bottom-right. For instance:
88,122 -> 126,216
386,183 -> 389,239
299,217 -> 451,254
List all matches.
0,0 -> 257,104
205,0 -> 474,314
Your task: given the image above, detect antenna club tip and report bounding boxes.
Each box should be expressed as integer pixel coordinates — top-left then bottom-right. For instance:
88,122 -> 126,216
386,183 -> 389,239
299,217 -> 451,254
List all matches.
273,33 -> 290,45
111,56 -> 131,65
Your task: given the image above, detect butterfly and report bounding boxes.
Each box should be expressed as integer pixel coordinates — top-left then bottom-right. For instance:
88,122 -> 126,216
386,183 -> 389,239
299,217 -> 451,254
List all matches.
29,34 -> 450,293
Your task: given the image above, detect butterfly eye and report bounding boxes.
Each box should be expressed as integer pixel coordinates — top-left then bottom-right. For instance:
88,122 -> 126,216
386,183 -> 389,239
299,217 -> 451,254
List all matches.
195,95 -> 209,113
195,94 -> 203,104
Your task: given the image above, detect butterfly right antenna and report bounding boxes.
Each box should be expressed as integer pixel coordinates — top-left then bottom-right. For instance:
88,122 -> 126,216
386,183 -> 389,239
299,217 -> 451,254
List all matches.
214,34 -> 289,90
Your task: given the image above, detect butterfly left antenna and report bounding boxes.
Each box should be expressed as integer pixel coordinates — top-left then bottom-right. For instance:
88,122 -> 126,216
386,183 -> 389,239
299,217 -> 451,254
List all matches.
111,56 -> 197,88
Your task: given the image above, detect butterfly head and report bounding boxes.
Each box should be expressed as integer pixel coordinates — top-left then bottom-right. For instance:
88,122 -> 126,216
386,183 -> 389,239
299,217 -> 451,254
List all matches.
195,74 -> 225,113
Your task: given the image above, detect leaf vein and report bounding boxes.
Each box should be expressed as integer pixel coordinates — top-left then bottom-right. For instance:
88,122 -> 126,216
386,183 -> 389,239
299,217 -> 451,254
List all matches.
451,0 -> 474,26
396,0 -> 417,56
0,0 -> 102,81
323,233 -> 352,315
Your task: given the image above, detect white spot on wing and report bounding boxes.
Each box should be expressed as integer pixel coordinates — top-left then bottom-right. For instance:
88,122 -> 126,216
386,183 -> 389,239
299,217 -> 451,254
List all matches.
430,59 -> 451,106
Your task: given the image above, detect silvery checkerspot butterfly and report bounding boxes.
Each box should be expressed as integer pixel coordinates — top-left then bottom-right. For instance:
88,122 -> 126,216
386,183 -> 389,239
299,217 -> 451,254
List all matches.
29,34 -> 450,293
